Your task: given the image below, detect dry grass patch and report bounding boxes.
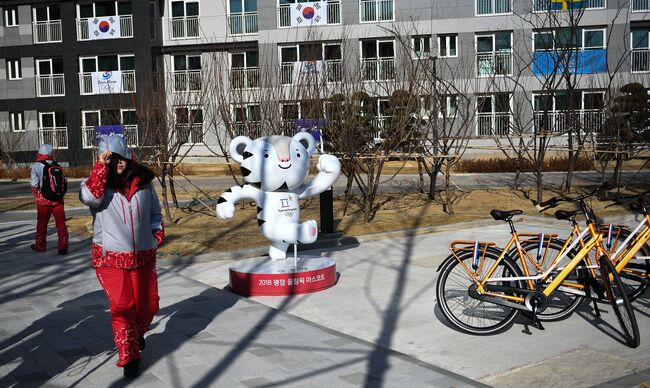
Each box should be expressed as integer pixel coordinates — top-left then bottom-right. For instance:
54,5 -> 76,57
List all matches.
66,188 -> 636,258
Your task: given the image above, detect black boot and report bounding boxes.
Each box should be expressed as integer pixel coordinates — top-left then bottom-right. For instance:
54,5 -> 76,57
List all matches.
139,336 -> 146,351
123,359 -> 140,378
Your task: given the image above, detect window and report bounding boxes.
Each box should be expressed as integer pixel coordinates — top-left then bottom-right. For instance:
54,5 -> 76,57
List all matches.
229,0 -> 257,35
34,5 -> 61,22
175,107 -> 203,144
632,29 -> 649,50
534,27 -> 606,51
476,32 -> 512,77
361,39 -> 395,81
6,59 -> 22,80
232,104 -> 261,136
438,34 -> 458,57
476,0 -> 510,15
534,0 -> 605,11
412,36 -> 431,59
439,95 -> 458,118
632,0 -> 650,11
3,7 -> 18,27
360,0 -> 394,23
477,93 -> 511,135
39,111 -> 68,149
36,58 -> 65,97
231,51 -> 259,88
171,0 -> 199,18
173,54 -> 202,91
9,112 -> 25,132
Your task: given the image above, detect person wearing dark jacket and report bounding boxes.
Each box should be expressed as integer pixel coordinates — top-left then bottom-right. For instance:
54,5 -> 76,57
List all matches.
79,135 -> 163,378
30,144 -> 68,254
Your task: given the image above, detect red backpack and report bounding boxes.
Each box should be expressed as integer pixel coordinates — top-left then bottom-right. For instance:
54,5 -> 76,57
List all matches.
40,161 -> 67,200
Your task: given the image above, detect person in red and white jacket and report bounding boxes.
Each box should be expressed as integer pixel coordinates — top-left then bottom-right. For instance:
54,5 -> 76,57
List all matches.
79,135 -> 163,378
31,144 -> 68,254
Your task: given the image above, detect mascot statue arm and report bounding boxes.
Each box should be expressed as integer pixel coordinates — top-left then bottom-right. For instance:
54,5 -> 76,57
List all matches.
216,184 -> 263,219
297,154 -> 341,199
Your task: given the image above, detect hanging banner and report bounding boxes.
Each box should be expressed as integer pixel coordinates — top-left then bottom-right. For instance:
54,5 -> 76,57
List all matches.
551,0 -> 585,10
88,16 -> 121,39
91,70 -> 123,94
292,60 -> 326,83
532,49 -> 607,75
290,1 -> 328,27
294,118 -> 325,142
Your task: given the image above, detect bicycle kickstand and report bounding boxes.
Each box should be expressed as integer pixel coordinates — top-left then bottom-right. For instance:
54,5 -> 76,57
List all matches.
530,302 -> 545,331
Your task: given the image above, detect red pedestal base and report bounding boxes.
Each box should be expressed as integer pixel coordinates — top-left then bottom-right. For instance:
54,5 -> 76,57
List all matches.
229,255 -> 337,296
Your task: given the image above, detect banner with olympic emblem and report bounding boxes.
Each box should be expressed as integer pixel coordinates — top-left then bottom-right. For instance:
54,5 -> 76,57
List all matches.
91,71 -> 123,94
87,16 -> 121,39
290,1 -> 328,27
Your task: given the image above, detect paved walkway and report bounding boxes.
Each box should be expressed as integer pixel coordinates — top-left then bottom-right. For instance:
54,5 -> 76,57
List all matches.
0,218 -> 483,387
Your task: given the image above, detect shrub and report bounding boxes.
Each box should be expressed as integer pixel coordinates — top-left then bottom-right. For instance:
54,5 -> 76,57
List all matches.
456,156 -> 594,173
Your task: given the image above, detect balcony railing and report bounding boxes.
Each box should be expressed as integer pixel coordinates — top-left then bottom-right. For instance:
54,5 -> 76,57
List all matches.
32,20 -> 62,43
360,0 -> 393,22
533,110 -> 603,134
176,123 -> 204,144
39,127 -> 68,149
278,1 -> 341,27
476,0 -> 510,15
281,63 -> 293,85
362,58 -> 395,81
82,125 -> 138,149
77,15 -> 133,40
632,49 -> 649,73
477,112 -> 511,136
172,70 -> 202,91
170,16 -> 200,39
229,12 -> 257,35
632,0 -> 649,11
79,70 -> 136,95
232,122 -> 263,138
477,52 -> 512,77
230,68 -> 260,89
326,60 -> 342,82
534,0 -> 604,11
36,74 -> 65,97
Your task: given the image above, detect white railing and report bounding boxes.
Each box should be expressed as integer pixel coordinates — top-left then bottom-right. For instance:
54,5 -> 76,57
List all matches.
476,52 -> 512,77
82,125 -> 138,148
172,70 -> 202,91
632,49 -> 649,73
77,15 -> 133,40
170,16 -> 200,39
477,112 -> 511,136
632,0 -> 649,11
360,0 -> 393,22
533,110 -> 603,134
32,20 -> 62,43
176,123 -> 204,144
326,60 -> 342,82
229,12 -> 257,35
230,68 -> 260,89
476,0 -> 510,15
36,74 -> 65,97
371,116 -> 390,142
39,127 -> 68,149
232,122 -> 263,138
280,63 -> 294,85
79,70 -> 136,95
278,1 -> 341,27
362,58 -> 395,81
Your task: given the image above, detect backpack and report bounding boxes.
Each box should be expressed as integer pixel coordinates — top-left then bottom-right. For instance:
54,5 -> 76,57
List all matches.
40,161 -> 67,200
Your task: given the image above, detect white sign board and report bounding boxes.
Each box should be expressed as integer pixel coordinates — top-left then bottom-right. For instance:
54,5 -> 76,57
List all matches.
91,71 -> 123,94
88,16 -> 121,39
290,1 -> 327,27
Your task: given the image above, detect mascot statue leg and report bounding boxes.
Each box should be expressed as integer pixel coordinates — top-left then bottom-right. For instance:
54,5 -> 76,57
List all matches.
269,241 -> 290,260
261,220 -> 318,260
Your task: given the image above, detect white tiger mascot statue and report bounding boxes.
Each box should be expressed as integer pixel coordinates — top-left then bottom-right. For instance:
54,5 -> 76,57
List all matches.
217,133 -> 341,260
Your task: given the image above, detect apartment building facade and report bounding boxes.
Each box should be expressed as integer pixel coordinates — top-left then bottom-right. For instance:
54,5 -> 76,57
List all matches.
1,0 -> 649,163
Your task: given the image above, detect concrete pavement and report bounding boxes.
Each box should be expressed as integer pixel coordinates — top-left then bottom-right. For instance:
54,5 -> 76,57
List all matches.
0,218 -> 484,387
1,210 -> 649,386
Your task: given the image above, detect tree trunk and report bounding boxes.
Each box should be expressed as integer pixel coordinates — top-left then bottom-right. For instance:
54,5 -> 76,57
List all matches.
169,164 -> 179,208
417,156 -> 425,194
427,162 -> 442,200
160,165 -> 172,223
611,155 -> 623,187
442,166 -> 454,215
565,132 -> 575,193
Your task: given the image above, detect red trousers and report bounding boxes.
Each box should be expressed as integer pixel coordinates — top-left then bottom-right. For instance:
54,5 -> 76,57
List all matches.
96,264 -> 159,366
35,204 -> 68,251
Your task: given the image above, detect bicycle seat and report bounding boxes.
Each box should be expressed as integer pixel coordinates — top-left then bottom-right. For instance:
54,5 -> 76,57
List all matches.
555,210 -> 579,220
490,209 -> 523,221
629,203 -> 643,213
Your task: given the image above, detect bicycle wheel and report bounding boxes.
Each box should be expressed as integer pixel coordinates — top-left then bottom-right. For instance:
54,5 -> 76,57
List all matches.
599,255 -> 640,348
436,250 -> 523,335
518,240 -> 586,321
599,226 -> 650,301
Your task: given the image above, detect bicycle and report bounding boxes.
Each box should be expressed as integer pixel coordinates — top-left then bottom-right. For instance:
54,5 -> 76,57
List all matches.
436,187 -> 640,347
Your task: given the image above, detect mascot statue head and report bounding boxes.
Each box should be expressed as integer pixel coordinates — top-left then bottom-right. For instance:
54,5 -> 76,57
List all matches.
229,133 -> 317,192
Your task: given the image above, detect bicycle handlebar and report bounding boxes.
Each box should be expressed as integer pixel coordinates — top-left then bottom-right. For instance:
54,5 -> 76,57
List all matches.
538,182 -> 613,213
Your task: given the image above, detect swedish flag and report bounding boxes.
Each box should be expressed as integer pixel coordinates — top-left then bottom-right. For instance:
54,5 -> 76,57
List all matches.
551,0 -> 584,9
